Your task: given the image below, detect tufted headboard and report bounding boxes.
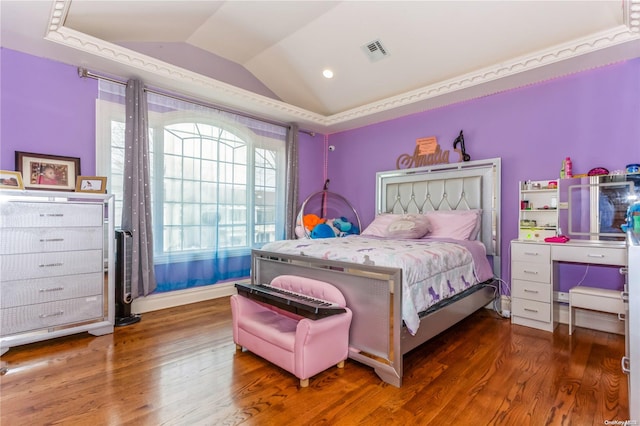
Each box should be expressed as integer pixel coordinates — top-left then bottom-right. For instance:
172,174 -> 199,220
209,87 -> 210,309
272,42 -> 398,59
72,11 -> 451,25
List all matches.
375,158 -> 501,273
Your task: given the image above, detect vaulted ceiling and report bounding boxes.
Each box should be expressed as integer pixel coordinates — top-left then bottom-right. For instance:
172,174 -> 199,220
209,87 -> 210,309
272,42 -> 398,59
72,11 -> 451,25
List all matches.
2,1 -> 640,133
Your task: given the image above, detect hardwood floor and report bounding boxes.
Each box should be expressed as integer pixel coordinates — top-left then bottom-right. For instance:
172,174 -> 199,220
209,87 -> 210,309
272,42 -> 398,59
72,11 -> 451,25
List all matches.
0,298 -> 629,425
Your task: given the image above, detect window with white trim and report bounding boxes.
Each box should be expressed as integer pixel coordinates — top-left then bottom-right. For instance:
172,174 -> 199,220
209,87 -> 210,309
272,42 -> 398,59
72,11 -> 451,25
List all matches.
96,82 -> 286,270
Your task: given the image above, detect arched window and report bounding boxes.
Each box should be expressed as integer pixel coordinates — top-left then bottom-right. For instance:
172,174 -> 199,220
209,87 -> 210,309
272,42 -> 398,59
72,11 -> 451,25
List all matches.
97,82 -> 287,292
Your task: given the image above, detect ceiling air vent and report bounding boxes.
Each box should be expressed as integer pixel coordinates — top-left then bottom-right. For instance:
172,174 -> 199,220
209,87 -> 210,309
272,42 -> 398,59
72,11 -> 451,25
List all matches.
362,39 -> 390,62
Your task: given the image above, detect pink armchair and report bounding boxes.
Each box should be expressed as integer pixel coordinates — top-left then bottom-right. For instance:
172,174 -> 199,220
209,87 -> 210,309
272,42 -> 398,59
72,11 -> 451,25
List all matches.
230,275 -> 352,387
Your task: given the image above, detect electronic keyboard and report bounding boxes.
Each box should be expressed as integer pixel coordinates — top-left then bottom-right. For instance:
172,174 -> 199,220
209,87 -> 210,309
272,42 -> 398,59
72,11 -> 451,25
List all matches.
235,282 -> 346,320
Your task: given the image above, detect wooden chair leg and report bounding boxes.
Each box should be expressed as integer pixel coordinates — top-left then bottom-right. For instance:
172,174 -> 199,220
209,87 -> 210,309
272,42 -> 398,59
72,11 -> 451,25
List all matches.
300,378 -> 309,388
337,360 -> 345,369
235,344 -> 242,352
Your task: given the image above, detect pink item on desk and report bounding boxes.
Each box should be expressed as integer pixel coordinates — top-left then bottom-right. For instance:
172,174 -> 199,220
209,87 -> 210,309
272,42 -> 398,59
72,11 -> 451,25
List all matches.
544,235 -> 570,243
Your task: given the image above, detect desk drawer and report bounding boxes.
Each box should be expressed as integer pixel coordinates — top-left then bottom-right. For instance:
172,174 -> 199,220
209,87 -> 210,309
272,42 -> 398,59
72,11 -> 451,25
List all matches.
512,261 -> 551,284
512,279 -> 551,303
512,242 -> 550,264
512,298 -> 551,323
551,244 -> 626,266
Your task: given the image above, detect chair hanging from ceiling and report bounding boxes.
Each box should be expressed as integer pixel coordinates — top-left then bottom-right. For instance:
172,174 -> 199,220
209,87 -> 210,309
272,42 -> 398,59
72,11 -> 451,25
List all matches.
295,180 -> 362,239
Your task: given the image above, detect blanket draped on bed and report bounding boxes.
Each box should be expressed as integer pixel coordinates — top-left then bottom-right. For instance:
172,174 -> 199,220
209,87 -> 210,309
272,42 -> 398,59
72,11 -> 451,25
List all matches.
260,236 -> 494,334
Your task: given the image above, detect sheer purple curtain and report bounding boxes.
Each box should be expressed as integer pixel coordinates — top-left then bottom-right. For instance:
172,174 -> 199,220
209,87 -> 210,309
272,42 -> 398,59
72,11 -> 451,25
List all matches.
122,79 -> 157,297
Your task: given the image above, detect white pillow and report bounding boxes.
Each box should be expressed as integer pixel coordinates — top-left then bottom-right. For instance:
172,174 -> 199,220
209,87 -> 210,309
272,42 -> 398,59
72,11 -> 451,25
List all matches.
385,214 -> 432,239
362,213 -> 432,238
424,210 -> 482,240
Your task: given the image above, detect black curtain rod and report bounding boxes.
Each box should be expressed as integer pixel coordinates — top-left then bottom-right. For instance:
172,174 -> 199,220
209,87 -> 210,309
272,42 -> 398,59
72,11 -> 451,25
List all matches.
78,67 -> 316,137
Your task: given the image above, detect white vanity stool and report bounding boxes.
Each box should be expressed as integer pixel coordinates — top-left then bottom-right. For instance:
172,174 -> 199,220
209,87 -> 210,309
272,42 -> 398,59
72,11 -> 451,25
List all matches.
568,286 -> 625,335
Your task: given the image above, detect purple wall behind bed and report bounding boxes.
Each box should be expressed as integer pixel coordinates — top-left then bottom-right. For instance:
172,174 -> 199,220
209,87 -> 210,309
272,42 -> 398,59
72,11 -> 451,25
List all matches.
2,48 -> 639,295
323,59 -> 640,293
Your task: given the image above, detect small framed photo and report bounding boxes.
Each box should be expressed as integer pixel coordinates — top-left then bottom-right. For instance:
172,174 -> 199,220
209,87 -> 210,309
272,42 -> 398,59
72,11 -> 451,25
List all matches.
16,151 -> 81,191
76,176 -> 107,193
0,170 -> 25,190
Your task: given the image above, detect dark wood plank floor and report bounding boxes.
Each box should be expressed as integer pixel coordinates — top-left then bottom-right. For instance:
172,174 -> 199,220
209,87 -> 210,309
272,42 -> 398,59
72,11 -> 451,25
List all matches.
0,298 -> 629,425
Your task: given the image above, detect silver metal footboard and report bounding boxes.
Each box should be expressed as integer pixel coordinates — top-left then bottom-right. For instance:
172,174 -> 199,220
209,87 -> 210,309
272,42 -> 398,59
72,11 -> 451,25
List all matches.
252,249 -> 496,387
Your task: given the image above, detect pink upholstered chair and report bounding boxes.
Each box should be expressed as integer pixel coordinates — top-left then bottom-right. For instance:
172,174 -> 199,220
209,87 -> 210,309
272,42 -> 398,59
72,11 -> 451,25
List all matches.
230,275 -> 352,387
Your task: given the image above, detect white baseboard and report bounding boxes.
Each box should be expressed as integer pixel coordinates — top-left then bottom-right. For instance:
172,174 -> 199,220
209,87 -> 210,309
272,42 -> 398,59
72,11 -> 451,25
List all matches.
131,280 -> 246,314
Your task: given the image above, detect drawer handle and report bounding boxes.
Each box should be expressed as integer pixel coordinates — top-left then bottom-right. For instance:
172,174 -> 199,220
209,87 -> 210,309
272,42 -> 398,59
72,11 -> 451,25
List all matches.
38,262 -> 64,268
618,313 -> 626,321
622,291 -> 629,302
524,308 -> 539,313
524,289 -> 539,294
587,254 -> 605,258
39,286 -> 64,293
39,310 -> 64,319
523,270 -> 539,275
621,356 -> 630,374
523,252 -> 539,256
40,213 -> 64,217
619,267 -> 628,275
39,238 -> 64,243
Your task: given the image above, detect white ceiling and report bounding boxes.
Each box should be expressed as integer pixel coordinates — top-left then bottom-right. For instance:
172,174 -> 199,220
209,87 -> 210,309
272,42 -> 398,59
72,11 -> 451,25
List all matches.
2,1 -> 640,133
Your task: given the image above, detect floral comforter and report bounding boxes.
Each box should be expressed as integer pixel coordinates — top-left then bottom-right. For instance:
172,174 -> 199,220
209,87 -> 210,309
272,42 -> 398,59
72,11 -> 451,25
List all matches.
260,235 -> 494,335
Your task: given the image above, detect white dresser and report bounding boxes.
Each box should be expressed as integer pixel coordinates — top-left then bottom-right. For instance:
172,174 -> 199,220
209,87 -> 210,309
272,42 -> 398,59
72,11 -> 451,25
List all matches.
0,190 -> 114,354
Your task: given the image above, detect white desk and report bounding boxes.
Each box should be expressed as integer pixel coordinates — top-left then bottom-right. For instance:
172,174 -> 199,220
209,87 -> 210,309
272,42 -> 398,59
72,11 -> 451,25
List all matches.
511,239 -> 626,332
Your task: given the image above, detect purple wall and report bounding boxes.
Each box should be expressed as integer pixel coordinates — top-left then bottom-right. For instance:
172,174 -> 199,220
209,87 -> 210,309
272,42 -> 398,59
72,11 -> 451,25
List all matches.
3,48 -> 638,292
327,59 -> 640,290
1,48 -> 98,173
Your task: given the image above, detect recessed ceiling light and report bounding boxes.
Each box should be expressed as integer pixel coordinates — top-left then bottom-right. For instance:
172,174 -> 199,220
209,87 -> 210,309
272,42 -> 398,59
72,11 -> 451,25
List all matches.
323,69 -> 334,79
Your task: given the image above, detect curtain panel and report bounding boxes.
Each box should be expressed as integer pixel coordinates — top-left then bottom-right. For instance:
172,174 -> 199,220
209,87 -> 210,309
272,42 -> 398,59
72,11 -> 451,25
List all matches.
98,80 -> 289,294
122,79 -> 157,297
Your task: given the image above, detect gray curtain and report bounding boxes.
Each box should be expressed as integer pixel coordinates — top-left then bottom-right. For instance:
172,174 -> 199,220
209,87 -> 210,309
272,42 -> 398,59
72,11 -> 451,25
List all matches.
122,79 -> 157,297
285,124 -> 299,239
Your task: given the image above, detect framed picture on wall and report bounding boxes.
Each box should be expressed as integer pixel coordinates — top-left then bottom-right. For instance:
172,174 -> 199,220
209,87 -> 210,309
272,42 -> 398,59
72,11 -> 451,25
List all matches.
0,170 -> 24,190
75,176 -> 107,193
15,151 -> 81,191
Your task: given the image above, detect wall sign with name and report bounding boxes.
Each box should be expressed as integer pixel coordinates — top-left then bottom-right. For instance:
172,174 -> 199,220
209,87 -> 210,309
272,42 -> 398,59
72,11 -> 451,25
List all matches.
396,131 -> 468,170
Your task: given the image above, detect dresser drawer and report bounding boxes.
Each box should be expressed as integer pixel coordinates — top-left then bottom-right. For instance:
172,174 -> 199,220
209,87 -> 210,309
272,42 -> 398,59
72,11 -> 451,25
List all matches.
551,244 -> 626,266
1,272 -> 103,308
512,298 -> 551,323
512,279 -> 551,303
0,250 -> 103,281
0,227 -> 103,255
511,242 -> 550,263
512,261 -> 551,284
0,201 -> 103,228
1,296 -> 104,336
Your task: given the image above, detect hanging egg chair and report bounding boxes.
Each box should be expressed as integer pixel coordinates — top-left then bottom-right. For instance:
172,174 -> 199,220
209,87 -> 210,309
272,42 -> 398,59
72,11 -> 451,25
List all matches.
296,180 -> 362,239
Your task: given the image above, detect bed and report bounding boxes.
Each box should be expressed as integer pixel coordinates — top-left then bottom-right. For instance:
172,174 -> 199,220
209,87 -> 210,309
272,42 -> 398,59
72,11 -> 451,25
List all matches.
251,158 -> 501,387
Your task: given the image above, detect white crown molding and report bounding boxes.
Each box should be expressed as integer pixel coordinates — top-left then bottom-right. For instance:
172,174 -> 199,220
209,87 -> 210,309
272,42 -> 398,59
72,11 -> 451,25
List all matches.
44,0 -> 640,133
326,23 -> 640,126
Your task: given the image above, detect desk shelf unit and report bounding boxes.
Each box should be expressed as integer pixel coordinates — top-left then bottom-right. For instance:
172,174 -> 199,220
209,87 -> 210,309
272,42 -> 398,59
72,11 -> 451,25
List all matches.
0,190 -> 115,355
518,179 -> 559,242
